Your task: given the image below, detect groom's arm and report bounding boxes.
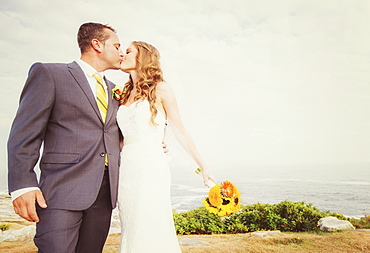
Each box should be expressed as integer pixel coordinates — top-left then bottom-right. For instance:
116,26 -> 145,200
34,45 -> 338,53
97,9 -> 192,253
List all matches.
7,63 -> 54,221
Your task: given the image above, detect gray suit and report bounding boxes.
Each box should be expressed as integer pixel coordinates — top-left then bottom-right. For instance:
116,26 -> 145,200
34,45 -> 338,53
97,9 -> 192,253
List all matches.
8,61 -> 121,252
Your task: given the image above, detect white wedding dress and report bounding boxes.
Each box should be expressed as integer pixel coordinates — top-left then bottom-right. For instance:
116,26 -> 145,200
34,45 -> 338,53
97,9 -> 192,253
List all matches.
116,99 -> 182,253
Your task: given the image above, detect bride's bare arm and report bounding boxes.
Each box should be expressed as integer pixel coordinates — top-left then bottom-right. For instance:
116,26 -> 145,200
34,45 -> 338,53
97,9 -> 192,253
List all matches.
156,82 -> 216,186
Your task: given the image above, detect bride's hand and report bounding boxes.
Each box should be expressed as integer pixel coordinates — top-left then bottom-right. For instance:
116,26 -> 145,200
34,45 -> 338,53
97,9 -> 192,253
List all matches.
201,168 -> 216,188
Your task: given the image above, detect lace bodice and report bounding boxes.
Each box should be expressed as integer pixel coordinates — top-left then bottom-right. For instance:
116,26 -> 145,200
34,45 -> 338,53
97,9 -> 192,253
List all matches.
117,100 -> 166,145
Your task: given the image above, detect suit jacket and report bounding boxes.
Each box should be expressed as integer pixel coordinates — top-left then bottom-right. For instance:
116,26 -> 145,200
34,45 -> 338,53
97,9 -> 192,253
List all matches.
7,61 -> 121,210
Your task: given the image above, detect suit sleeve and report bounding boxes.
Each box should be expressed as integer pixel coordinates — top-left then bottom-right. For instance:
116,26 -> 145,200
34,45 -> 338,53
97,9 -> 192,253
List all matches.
7,63 -> 56,193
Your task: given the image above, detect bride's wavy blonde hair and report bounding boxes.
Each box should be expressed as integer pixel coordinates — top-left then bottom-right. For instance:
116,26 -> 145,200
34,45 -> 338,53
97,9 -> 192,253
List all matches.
119,41 -> 165,125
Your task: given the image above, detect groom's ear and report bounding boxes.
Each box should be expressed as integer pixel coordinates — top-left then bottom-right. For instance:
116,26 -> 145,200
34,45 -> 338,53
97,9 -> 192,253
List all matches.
91,39 -> 103,53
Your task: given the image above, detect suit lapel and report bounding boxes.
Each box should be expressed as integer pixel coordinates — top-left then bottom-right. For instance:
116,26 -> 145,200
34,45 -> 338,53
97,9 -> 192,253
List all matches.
105,79 -> 118,124
68,61 -> 102,122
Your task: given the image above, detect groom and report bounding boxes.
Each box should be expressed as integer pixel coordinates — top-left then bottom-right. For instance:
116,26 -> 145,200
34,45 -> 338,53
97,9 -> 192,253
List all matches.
7,22 -> 123,252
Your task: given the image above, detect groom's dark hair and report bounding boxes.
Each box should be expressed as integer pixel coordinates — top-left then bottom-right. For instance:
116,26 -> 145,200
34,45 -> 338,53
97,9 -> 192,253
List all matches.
78,22 -> 116,54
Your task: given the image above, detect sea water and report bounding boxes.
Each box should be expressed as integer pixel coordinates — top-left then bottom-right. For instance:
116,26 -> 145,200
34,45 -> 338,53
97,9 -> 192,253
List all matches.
170,164 -> 370,217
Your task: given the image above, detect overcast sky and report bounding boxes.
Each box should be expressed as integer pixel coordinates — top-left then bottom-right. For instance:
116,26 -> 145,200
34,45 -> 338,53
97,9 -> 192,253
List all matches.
1,0 -> 370,184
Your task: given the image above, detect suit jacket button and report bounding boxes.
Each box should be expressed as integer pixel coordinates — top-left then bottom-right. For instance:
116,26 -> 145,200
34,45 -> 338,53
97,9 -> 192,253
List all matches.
100,153 -> 105,157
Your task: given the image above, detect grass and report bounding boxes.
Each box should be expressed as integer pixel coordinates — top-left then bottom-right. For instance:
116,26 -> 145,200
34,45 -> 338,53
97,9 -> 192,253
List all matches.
1,215 -> 370,252
0,230 -> 369,252
177,231 -> 370,253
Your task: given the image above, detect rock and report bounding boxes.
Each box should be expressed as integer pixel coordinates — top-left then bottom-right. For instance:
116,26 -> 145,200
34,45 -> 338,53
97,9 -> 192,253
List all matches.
0,225 -> 36,242
353,229 -> 370,233
0,194 -> 22,221
109,208 -> 121,234
178,238 -> 209,246
250,230 -> 282,238
318,216 -> 355,232
108,226 -> 121,235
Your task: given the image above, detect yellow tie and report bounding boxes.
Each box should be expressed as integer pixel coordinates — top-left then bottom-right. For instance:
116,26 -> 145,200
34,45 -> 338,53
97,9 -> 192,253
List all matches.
93,73 -> 108,123
93,73 -> 109,167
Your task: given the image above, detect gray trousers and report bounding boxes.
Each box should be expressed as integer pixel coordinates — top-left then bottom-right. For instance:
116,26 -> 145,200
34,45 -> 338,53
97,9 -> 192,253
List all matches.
34,171 -> 113,253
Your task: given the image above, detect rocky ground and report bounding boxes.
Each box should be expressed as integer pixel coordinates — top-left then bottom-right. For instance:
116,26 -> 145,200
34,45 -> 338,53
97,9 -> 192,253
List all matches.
1,194 -> 370,253
0,194 -> 35,230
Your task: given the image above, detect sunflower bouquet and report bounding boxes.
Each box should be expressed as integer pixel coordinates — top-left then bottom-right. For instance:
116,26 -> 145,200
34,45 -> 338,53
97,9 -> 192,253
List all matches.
202,180 -> 241,216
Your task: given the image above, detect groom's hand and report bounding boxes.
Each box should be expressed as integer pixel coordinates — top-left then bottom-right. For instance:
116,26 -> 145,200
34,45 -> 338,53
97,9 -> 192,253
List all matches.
12,190 -> 47,222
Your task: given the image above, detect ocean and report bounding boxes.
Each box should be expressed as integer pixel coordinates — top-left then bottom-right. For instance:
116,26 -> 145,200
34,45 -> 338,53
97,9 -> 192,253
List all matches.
170,164 -> 370,217
1,164 -> 369,217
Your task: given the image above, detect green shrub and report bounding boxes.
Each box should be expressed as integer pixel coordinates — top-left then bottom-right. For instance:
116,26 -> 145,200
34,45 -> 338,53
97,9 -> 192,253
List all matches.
174,200 -> 345,235
173,207 -> 229,234
0,224 -> 10,231
349,216 -> 370,229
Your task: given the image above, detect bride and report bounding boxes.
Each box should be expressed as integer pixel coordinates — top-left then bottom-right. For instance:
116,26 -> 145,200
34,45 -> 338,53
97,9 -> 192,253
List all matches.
116,41 -> 216,252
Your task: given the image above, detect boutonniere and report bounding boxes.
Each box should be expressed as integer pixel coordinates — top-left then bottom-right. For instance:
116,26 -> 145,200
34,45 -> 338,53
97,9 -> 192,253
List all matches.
112,85 -> 123,100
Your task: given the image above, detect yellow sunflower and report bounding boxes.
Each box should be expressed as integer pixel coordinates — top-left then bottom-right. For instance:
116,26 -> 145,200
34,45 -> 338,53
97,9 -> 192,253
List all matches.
208,184 -> 222,207
202,180 -> 242,216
